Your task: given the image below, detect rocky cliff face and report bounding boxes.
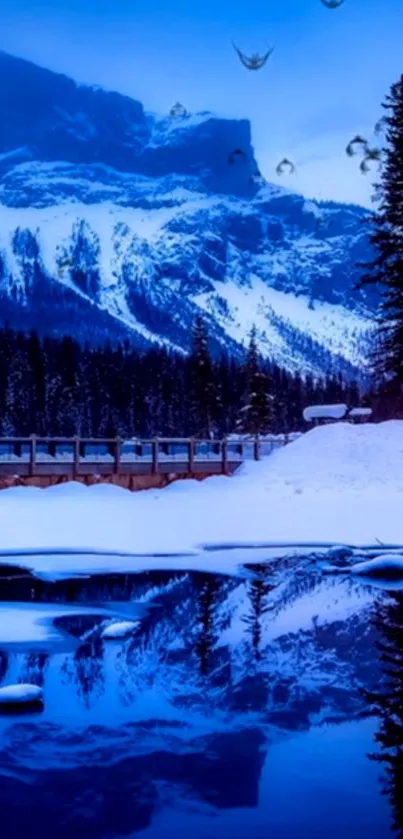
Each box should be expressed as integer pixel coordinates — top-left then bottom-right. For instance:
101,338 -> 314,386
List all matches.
0,51 -> 375,376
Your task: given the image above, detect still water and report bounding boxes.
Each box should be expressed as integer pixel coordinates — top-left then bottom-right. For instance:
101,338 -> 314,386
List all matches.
0,557 -> 400,838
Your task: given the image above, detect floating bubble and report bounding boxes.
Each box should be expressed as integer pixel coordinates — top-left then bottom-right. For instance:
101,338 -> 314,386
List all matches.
228,148 -> 248,165
232,42 -> 274,71
320,0 -> 345,8
275,158 -> 295,175
360,147 -> 382,174
169,102 -> 187,118
345,135 -> 368,157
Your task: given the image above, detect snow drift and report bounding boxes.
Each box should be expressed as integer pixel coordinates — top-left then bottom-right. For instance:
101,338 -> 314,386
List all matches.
0,421 -> 401,577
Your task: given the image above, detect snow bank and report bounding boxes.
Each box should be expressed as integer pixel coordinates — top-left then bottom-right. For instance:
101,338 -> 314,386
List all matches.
238,419 -> 403,493
0,421 -> 402,572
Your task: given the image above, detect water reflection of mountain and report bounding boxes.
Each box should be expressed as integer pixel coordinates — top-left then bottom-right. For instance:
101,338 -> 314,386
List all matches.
0,560 -> 387,836
0,724 -> 267,839
366,592 -> 403,838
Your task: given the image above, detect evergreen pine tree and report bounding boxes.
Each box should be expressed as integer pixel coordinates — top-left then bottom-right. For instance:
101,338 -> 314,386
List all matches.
356,75 -> 403,385
287,373 -> 304,430
26,331 -> 47,434
240,326 -> 273,435
188,315 -> 220,437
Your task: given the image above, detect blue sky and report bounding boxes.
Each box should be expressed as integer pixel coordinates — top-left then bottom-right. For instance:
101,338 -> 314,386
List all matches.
1,0 -> 402,206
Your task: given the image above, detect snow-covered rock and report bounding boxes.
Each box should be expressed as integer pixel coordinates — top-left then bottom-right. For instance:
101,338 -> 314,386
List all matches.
101,620 -> 141,639
0,683 -> 44,710
0,51 -> 376,376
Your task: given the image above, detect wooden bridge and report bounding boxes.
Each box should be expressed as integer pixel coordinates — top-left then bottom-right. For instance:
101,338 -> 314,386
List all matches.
0,435 -> 291,489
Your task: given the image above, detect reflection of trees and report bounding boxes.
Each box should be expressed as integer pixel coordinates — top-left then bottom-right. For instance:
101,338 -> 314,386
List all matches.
0,652 -> 8,683
243,565 -> 275,661
194,573 -> 223,675
61,635 -> 105,709
20,653 -> 48,686
366,592 -> 403,837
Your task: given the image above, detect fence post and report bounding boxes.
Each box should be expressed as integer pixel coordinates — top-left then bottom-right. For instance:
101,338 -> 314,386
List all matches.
114,436 -> 121,475
188,438 -> 195,473
152,438 -> 159,475
253,435 -> 261,461
73,436 -> 80,479
29,434 -> 36,477
221,437 -> 228,474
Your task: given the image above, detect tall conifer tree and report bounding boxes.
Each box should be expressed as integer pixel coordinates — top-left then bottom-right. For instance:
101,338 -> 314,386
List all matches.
188,315 -> 219,436
357,75 -> 403,384
240,326 -> 273,434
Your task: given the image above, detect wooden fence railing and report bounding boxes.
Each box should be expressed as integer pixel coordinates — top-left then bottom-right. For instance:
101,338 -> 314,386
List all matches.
0,435 -> 291,477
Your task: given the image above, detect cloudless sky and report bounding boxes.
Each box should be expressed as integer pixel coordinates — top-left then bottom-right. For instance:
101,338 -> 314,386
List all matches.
0,0 -> 402,206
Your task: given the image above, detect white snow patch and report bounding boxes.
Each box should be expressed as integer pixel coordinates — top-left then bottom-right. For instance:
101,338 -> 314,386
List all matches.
194,275 -> 371,366
101,620 -> 141,639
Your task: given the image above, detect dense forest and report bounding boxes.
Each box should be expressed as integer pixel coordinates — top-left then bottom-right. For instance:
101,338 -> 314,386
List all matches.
0,318 -> 363,438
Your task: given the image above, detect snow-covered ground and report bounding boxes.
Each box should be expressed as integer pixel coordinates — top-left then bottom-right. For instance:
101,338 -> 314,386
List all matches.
0,421 -> 401,579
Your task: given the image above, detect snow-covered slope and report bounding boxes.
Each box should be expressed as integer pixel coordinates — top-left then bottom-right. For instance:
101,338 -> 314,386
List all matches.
0,421 -> 403,563
0,51 -> 376,374
240,419 -> 403,494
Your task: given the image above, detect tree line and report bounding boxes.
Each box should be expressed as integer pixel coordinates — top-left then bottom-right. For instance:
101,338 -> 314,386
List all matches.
0,320 -> 361,438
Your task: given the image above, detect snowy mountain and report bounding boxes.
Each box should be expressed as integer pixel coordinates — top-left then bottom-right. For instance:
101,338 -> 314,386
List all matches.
0,51 -> 376,376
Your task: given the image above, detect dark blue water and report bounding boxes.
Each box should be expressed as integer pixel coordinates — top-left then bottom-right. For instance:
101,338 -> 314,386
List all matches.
0,560 -> 400,838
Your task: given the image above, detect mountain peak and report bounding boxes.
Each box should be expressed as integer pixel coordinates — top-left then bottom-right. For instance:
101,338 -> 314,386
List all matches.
0,52 -> 374,377
0,50 -> 257,195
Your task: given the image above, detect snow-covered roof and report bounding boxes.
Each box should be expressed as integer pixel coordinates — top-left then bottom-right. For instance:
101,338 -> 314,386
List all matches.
303,403 -> 348,421
348,407 -> 373,417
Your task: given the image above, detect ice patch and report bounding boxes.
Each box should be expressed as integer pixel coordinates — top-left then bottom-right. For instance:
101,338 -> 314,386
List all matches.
0,602 -> 146,649
350,554 -> 403,578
